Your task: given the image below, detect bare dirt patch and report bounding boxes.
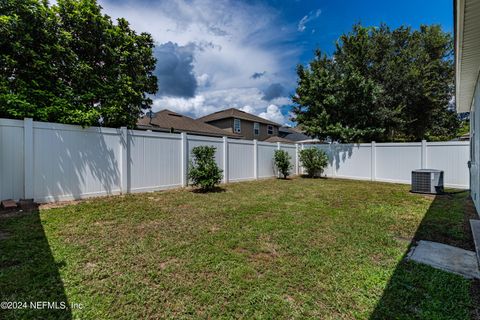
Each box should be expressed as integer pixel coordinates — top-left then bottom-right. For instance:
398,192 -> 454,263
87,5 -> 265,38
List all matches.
39,199 -> 84,210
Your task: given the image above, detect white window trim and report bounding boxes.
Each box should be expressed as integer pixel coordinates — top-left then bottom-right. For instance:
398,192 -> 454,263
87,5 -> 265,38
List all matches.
234,118 -> 241,133
267,125 -> 273,135
254,122 -> 259,136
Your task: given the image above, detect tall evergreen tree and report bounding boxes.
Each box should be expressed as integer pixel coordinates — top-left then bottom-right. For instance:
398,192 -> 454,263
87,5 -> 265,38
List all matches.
293,24 -> 459,142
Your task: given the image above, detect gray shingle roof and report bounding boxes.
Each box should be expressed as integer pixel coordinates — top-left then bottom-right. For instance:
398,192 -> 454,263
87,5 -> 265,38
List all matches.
197,108 -> 281,126
278,126 -> 311,142
137,110 -> 242,138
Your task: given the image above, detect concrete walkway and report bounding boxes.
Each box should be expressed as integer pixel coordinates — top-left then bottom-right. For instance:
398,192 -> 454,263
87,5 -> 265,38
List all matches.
407,240 -> 480,279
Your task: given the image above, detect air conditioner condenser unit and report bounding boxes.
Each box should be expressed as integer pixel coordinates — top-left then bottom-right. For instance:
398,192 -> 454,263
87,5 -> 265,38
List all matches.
411,169 -> 444,194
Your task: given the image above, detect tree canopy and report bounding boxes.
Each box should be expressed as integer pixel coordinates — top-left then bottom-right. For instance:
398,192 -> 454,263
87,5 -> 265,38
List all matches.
0,0 -> 157,127
292,24 -> 460,142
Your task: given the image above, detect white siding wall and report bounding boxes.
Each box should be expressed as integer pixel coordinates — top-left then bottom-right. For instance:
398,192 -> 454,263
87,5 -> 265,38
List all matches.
470,77 -> 480,209
0,118 -> 471,203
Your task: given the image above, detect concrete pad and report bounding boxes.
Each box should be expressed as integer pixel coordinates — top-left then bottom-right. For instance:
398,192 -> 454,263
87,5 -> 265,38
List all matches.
407,240 -> 480,279
471,220 -> 480,264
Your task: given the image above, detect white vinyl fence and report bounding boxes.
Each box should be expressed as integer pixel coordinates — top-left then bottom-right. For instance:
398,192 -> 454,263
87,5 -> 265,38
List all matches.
310,141 -> 470,188
0,118 -> 470,203
0,118 -> 297,202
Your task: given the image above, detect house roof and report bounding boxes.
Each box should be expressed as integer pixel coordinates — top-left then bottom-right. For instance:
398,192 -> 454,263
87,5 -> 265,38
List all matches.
455,0 -> 480,112
137,110 -> 241,138
278,126 -> 311,142
263,136 -> 295,144
197,108 -> 281,126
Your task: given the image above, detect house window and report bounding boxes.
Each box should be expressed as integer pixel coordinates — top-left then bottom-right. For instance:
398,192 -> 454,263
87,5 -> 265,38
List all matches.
254,122 -> 259,136
267,125 -> 274,135
234,118 -> 241,133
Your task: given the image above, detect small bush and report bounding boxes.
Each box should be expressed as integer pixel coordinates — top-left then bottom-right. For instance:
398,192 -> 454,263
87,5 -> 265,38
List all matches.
274,149 -> 292,179
299,148 -> 328,178
188,146 -> 223,191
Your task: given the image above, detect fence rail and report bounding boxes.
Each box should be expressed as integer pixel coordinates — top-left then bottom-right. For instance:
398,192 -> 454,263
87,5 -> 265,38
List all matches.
0,118 -> 470,203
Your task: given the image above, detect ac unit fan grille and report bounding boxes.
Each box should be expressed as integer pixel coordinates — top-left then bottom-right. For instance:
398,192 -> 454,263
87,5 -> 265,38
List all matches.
412,172 -> 431,193
411,169 -> 444,194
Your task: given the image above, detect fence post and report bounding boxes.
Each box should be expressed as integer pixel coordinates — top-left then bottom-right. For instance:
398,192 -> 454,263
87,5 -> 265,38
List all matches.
421,140 -> 427,169
120,127 -> 128,194
24,118 -> 34,199
300,144 -> 305,175
331,144 -> 337,177
295,143 -> 299,175
371,141 -> 376,181
276,142 -> 281,177
253,139 -> 258,179
181,132 -> 188,187
223,136 -> 229,183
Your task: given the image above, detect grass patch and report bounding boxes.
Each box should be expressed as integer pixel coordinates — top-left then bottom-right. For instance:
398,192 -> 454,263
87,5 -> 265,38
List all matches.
0,178 -> 476,319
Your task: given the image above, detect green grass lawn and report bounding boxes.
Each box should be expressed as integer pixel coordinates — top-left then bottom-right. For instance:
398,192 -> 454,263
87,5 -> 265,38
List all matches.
0,178 -> 477,319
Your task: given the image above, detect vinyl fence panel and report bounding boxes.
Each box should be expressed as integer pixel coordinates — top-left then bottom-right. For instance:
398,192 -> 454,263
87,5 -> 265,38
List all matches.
32,122 -> 122,202
0,119 -> 24,200
427,142 -> 470,188
128,130 -> 182,193
331,144 -> 372,180
280,144 -> 298,175
310,141 -> 469,188
0,118 -> 470,203
375,143 -> 422,183
228,140 -> 255,181
257,142 -> 277,178
187,135 -> 224,170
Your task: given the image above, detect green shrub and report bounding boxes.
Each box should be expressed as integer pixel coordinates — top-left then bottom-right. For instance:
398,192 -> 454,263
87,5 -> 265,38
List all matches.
274,149 -> 292,179
188,146 -> 223,191
299,148 -> 328,178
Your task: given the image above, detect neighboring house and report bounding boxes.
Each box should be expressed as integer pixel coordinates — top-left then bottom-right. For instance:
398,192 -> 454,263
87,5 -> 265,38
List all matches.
198,108 -> 281,141
263,136 -> 295,144
455,0 -> 480,211
278,126 -> 311,142
137,109 -> 241,138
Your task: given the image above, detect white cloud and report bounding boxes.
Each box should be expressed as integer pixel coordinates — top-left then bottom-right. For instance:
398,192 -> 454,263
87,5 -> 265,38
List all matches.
240,105 -> 256,114
298,9 -> 321,32
259,104 -> 286,125
152,87 -> 291,125
54,0 -> 298,124
100,0 -> 298,91
196,73 -> 211,88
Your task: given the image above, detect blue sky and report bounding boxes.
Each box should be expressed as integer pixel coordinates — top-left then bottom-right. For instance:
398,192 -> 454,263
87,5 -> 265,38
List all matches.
96,0 -> 453,125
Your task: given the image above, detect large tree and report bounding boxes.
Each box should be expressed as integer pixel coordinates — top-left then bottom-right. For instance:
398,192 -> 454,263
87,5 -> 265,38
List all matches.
292,24 -> 459,142
0,0 -> 157,127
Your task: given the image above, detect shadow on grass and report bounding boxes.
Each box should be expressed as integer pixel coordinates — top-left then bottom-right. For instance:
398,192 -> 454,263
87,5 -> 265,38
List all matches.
0,210 -> 72,320
191,186 -> 227,194
369,191 -> 480,319
299,174 -> 328,179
